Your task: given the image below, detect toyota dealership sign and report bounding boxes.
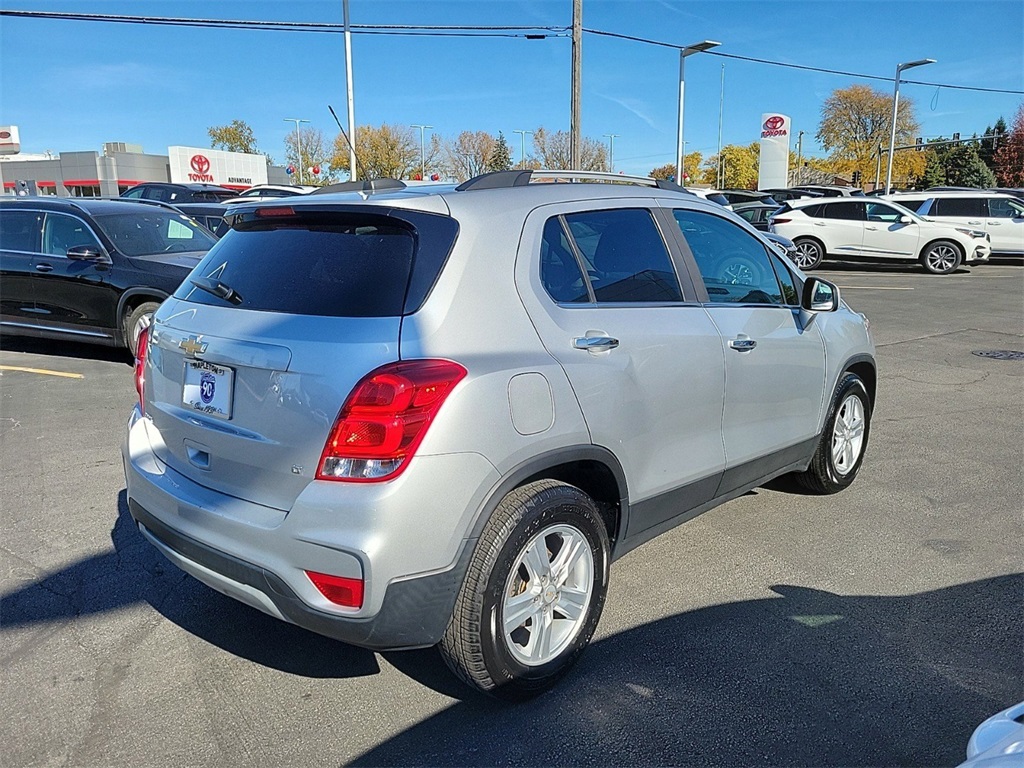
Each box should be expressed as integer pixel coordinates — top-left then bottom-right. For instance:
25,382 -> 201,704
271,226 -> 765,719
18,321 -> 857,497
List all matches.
169,146 -> 268,189
757,113 -> 791,190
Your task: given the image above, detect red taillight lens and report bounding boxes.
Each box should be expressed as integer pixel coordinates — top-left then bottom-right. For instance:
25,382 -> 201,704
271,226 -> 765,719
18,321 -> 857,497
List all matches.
770,217 -> 791,225
306,571 -> 364,608
256,206 -> 295,217
317,359 -> 467,483
134,326 -> 150,415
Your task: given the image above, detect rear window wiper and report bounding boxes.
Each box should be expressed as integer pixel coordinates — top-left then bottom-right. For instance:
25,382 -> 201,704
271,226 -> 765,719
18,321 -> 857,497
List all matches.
190,276 -> 243,305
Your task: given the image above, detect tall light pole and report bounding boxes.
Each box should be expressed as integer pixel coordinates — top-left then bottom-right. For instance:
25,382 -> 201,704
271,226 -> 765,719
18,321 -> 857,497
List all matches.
412,124 -> 432,180
796,130 -> 804,184
676,40 -> 721,186
343,0 -> 357,180
603,134 -> 619,172
284,118 -> 310,183
885,58 -> 935,193
513,129 -> 533,169
716,63 -> 725,188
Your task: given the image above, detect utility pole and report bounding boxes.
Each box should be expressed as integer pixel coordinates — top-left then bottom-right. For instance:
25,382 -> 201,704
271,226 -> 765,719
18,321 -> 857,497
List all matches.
513,129 -> 533,169
603,134 -> 619,172
570,0 -> 582,170
284,118 -> 310,183
343,0 -> 357,180
412,124 -> 432,180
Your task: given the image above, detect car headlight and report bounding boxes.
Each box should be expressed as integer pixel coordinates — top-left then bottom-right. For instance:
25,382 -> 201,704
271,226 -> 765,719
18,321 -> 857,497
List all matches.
955,227 -> 988,239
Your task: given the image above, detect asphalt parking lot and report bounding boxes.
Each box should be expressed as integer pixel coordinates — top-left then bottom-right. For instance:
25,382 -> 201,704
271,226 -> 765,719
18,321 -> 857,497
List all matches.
2,259 -> 1022,768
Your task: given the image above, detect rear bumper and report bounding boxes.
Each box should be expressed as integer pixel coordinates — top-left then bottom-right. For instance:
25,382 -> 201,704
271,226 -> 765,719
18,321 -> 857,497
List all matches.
122,407 -> 497,650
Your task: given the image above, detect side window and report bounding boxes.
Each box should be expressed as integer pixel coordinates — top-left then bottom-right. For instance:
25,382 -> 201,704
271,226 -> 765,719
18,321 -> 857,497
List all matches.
0,210 -> 42,252
865,202 -> 903,223
800,204 -> 824,218
562,209 -> 683,303
672,209 -> 786,305
988,198 -> 1024,218
897,198 -> 928,213
142,187 -> 170,202
822,202 -> 865,220
933,198 -> 983,217
540,217 -> 589,303
41,213 -> 101,256
121,187 -> 145,199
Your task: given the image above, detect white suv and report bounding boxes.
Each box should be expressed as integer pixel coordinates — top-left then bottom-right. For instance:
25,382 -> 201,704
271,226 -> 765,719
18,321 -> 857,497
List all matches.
883,192 -> 1024,257
123,170 -> 876,699
770,197 -> 991,273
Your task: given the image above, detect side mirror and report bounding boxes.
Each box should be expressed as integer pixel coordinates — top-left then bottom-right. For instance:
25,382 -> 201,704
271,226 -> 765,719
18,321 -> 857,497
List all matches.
67,245 -> 110,264
801,277 -> 841,312
899,215 -> 913,224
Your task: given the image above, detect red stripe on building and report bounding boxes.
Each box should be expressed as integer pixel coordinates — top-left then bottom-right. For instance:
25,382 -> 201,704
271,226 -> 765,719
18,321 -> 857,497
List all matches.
222,184 -> 249,191
116,180 -> 147,186
62,179 -> 100,186
2,182 -> 14,189
36,181 -> 57,188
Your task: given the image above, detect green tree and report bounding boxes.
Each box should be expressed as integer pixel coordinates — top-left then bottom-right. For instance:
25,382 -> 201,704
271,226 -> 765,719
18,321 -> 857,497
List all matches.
817,85 -> 924,187
700,144 -> 758,188
487,132 -> 513,172
928,141 -> 996,188
208,120 -> 258,154
920,148 -> 946,188
993,105 -> 1024,186
285,127 -> 335,185
978,117 -> 1007,173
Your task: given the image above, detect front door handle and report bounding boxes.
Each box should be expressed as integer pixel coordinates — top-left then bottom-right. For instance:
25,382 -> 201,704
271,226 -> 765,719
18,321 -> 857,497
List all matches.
728,337 -> 757,352
967,220 -> 983,225
573,335 -> 619,351
35,263 -> 54,273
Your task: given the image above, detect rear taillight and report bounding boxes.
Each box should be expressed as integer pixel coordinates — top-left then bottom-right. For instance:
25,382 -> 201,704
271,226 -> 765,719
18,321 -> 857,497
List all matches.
770,217 -> 792,225
306,571 -> 364,608
134,326 -> 150,415
317,359 -> 467,483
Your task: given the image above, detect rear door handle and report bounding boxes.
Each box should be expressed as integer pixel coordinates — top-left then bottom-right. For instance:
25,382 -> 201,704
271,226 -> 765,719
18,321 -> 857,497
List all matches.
573,335 -> 619,351
967,220 -> 983,225
35,263 -> 54,273
728,337 -> 757,352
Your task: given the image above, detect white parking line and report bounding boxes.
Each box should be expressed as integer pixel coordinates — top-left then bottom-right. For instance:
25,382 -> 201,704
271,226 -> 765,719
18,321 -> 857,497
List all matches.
837,286 -> 914,290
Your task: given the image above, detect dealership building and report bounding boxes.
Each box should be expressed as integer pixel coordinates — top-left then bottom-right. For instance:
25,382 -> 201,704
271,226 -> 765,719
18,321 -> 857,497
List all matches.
0,129 -> 290,196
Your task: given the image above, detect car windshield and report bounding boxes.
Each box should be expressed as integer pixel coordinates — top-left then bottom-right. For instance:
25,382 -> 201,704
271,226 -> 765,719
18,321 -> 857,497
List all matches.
93,211 -> 218,256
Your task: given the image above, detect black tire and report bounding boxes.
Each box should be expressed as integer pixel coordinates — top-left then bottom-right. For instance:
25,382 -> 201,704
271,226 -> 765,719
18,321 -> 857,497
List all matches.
919,240 -> 962,275
439,480 -> 610,701
793,373 -> 872,494
792,238 -> 825,271
124,301 -> 160,357
718,253 -> 763,285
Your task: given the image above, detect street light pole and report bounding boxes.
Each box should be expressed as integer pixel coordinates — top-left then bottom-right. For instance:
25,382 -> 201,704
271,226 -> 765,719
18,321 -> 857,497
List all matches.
284,118 -> 310,183
796,130 -> 804,184
885,58 -> 935,193
603,134 -> 619,172
412,124 -> 432,180
716,63 -> 725,188
513,129 -> 533,169
676,40 -> 721,186
343,0 -> 357,180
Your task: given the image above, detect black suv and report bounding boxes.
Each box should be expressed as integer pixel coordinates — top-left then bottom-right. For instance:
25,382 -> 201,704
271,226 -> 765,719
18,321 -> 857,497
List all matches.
0,197 -> 217,354
121,183 -> 237,203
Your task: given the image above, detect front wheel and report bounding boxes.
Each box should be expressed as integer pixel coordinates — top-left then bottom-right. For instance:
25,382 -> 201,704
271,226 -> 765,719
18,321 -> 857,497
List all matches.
920,240 -> 962,275
793,373 -> 871,494
124,301 -> 160,357
792,238 -> 825,270
440,480 -> 610,700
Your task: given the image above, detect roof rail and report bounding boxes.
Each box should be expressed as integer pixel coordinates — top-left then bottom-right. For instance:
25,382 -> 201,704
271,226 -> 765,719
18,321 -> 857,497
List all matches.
91,196 -> 183,212
456,169 -> 689,193
309,178 -> 407,195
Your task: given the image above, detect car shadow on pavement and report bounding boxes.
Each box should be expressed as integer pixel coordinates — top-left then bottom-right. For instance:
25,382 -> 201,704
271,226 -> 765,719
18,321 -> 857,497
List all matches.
0,335 -> 134,365
2,495 -> 1019,766
356,573 -> 1023,768
819,260 -> 973,276
0,490 -> 380,679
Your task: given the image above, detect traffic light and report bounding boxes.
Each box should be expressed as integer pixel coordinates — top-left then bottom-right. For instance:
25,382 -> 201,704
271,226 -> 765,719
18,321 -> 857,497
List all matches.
915,137 -> 923,151
852,170 -> 862,186
952,132 -> 961,142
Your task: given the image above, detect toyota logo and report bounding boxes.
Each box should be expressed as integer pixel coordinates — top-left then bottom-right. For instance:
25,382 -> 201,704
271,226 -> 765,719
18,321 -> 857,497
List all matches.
190,154 -> 211,174
764,116 -> 786,131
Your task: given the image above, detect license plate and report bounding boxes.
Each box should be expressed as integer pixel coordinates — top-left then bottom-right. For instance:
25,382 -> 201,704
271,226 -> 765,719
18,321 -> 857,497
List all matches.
182,359 -> 234,420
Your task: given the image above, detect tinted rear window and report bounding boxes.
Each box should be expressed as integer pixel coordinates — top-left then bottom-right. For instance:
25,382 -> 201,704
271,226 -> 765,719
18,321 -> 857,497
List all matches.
174,212 -> 418,317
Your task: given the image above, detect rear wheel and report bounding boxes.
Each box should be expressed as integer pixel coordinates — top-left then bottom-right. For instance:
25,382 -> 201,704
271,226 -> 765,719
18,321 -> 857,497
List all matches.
792,238 -> 824,270
920,240 -> 962,275
440,480 -> 610,700
124,301 -> 159,357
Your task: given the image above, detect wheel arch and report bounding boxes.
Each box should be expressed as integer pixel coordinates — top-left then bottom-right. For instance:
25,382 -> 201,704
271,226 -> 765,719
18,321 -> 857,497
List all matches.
838,353 -> 877,410
468,446 -> 628,555
115,289 -> 169,345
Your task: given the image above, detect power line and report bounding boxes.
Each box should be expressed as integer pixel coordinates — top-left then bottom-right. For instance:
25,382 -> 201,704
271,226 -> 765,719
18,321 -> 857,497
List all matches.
583,27 -> 1024,96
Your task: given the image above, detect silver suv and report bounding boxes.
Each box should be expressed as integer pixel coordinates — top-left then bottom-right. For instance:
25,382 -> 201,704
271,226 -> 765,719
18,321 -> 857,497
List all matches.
123,170 -> 876,699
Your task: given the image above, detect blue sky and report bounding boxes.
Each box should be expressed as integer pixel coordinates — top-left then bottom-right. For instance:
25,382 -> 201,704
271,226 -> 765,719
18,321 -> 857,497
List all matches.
1,0 -> 1021,177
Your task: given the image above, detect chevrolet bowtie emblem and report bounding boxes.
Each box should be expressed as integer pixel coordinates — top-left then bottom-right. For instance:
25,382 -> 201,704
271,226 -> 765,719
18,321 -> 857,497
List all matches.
178,335 -> 207,356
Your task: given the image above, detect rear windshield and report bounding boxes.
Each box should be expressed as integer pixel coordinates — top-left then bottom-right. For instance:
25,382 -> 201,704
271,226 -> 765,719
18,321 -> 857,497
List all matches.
174,211 -> 419,317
